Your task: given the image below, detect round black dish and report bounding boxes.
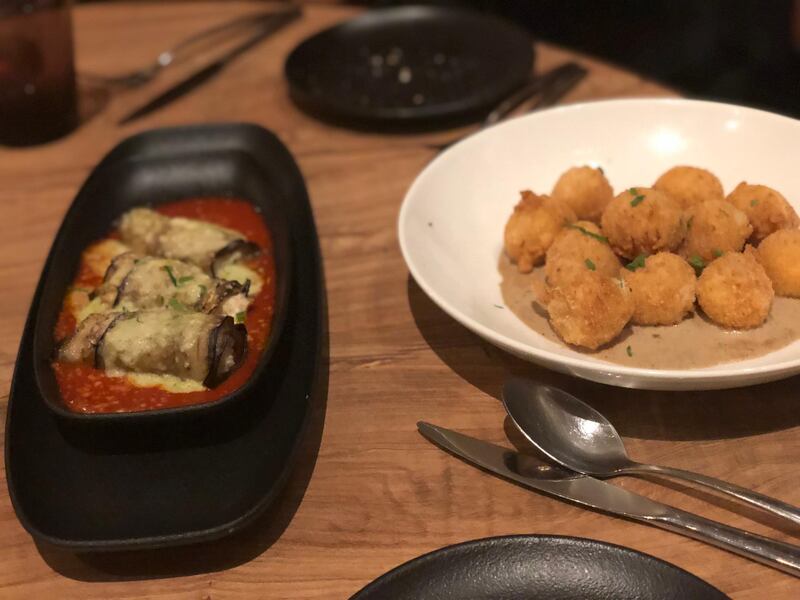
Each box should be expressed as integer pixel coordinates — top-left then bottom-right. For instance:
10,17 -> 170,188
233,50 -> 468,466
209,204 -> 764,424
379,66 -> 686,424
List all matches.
285,6 -> 534,130
351,535 -> 729,600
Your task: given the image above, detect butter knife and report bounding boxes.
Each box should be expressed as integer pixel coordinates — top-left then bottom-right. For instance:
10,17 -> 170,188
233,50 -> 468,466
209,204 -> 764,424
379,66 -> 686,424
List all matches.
418,422 -> 800,577
119,6 -> 301,125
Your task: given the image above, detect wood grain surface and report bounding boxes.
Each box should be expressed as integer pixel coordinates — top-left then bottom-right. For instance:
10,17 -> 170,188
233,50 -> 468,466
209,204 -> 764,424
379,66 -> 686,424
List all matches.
1,2 -> 798,598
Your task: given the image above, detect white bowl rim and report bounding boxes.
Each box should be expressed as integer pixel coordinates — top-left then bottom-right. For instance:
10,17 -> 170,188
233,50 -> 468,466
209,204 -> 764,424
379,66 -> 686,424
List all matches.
398,97 -> 800,384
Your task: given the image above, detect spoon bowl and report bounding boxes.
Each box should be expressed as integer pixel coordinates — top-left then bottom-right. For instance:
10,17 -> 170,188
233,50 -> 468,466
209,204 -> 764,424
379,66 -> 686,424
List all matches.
502,378 -> 633,475
502,376 -> 800,527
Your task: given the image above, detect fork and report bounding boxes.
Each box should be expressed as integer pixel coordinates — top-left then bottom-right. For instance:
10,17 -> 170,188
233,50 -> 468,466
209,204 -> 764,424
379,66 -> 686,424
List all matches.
428,62 -> 587,151
82,7 -> 300,90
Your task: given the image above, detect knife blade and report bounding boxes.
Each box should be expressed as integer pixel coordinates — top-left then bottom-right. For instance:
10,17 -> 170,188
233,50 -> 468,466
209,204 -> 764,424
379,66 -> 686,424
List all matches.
418,422 -> 800,576
118,7 -> 301,125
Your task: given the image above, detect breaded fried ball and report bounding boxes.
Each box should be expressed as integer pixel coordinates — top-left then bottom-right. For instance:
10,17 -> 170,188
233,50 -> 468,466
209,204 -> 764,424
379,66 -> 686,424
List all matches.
551,166 -> 613,222
504,190 -> 577,273
726,182 -> 799,243
545,221 -> 620,287
680,200 -> 752,263
600,187 -> 685,259
653,166 -> 724,209
546,271 -> 634,350
752,229 -> 800,297
620,252 -> 696,325
696,252 -> 774,329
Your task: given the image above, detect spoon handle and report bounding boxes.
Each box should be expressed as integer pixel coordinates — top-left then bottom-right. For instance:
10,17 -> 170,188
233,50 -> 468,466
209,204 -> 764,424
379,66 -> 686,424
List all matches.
647,507 -> 800,577
629,463 -> 800,527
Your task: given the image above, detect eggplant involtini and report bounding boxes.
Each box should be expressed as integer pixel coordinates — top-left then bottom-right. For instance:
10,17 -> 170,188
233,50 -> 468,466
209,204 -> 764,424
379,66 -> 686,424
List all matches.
89,253 -> 251,319
52,197 -> 277,414
59,310 -> 246,387
119,207 -> 259,274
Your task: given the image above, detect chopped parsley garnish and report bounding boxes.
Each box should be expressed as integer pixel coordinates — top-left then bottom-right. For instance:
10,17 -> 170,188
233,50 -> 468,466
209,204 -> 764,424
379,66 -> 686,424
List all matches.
628,187 -> 646,207
688,255 -> 706,273
234,311 -> 246,324
198,284 -> 207,298
626,345 -> 633,357
625,254 -> 647,271
585,258 -> 596,271
177,275 -> 194,285
751,198 -> 759,207
567,224 -> 609,244
493,304 -> 504,309
712,248 -> 723,258
168,298 -> 188,312
162,265 -> 178,286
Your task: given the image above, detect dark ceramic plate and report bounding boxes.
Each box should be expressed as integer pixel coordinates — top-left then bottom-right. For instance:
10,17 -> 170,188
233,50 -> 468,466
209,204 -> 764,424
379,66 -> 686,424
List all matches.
5,123 -> 326,550
352,535 -> 729,600
32,130 -> 292,424
285,6 -> 534,129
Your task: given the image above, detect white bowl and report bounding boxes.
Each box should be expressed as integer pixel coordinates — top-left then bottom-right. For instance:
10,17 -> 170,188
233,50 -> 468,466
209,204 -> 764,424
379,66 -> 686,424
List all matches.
399,99 -> 800,390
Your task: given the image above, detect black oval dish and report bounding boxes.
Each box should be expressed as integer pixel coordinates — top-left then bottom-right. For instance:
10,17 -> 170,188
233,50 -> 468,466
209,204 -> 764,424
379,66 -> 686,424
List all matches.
6,123 -> 325,550
285,5 -> 534,130
32,135 -> 291,423
352,535 -> 729,600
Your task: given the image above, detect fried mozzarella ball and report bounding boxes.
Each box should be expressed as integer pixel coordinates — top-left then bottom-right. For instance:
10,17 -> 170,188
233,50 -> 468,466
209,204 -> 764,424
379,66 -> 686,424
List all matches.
600,187 -> 685,259
544,271 -> 634,350
653,166 -> 724,209
504,190 -> 576,273
680,200 -> 752,263
752,229 -> 800,297
726,182 -> 799,243
551,166 -> 614,222
545,221 -> 620,287
696,252 -> 774,329
620,252 -> 696,325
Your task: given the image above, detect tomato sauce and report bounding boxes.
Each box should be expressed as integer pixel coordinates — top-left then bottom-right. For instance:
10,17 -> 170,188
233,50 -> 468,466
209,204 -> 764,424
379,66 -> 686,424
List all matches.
52,198 -> 277,413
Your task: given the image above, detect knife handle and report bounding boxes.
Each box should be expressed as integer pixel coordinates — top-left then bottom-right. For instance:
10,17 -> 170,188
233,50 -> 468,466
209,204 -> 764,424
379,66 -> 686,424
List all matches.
645,507 -> 800,577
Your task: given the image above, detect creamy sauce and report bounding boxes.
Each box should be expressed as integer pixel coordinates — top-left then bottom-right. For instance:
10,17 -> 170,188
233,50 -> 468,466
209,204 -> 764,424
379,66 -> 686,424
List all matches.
498,254 -> 800,369
124,372 -> 205,393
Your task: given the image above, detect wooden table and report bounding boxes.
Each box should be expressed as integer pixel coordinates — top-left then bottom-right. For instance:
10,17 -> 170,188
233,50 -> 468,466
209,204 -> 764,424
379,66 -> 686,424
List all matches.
1,2 -> 798,598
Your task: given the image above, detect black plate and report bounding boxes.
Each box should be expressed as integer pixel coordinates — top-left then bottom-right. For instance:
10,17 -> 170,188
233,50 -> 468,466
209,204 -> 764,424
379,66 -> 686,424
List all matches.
32,134 -> 292,424
285,6 -> 534,129
352,535 -> 729,600
5,123 -> 326,550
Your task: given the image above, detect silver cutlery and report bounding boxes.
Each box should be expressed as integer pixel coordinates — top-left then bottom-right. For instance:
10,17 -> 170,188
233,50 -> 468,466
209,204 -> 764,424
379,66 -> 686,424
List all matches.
118,8 -> 300,125
428,62 -> 587,151
85,8 -> 298,90
418,421 -> 800,576
502,378 -> 800,527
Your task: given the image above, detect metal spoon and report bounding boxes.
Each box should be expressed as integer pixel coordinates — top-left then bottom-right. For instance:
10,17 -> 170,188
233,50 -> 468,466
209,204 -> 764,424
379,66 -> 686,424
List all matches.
502,377 -> 800,527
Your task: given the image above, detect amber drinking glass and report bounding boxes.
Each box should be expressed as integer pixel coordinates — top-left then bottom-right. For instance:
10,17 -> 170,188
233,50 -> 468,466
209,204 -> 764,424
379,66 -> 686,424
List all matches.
0,0 -> 78,146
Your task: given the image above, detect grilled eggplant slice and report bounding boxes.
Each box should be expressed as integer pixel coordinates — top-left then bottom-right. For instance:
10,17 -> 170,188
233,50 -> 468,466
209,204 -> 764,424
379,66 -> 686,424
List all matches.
119,207 -> 258,272
92,253 -> 250,318
58,310 -> 247,387
211,239 -> 260,278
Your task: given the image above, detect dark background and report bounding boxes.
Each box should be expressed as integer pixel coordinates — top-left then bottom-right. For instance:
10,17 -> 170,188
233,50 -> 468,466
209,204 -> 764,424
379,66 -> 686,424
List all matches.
360,0 -> 800,117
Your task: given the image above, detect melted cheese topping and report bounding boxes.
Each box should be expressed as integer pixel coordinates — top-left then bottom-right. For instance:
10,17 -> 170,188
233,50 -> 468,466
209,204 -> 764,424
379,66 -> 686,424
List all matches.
216,263 -> 263,296
84,239 -> 131,277
76,295 -> 108,323
124,372 -> 206,393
